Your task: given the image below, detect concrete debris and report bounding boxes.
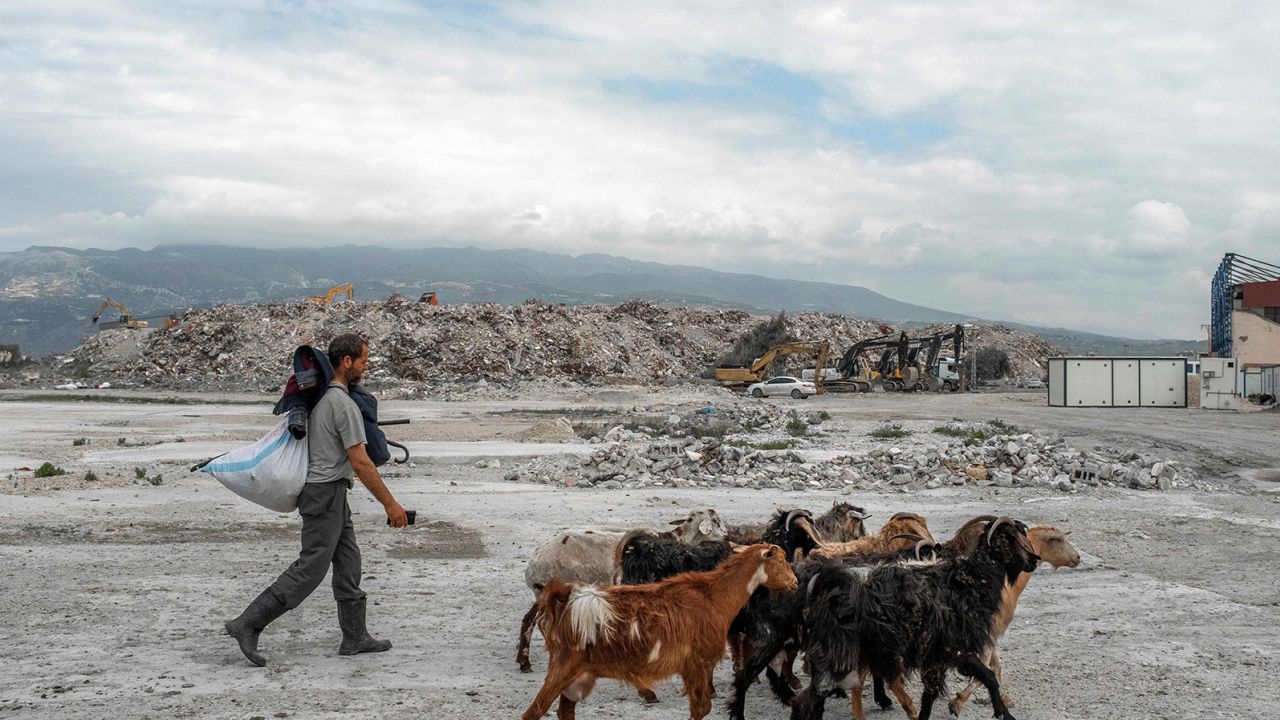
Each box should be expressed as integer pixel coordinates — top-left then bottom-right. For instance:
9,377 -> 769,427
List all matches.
47,300 -> 1061,391
504,420 -> 1205,494
516,418 -> 577,442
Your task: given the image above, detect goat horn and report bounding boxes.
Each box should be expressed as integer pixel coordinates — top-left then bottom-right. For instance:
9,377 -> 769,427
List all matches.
985,516 -> 1016,545
888,533 -> 924,544
889,512 -> 920,522
785,509 -> 807,532
807,572 -> 822,598
914,538 -> 934,561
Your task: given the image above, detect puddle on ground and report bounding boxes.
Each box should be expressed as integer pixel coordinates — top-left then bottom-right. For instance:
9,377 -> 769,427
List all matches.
383,520 -> 486,560
0,521 -> 300,545
0,518 -> 486,559
1240,467 -> 1280,494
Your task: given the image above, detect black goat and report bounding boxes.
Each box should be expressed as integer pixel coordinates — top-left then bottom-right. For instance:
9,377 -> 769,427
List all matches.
615,533 -> 733,584
762,508 -> 822,559
812,501 -> 870,543
617,508 -> 819,585
726,538 -> 938,720
791,517 -> 1040,720
727,508 -> 822,560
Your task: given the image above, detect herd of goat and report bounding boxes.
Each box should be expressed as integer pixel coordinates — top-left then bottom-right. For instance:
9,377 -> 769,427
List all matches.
516,502 -> 1080,720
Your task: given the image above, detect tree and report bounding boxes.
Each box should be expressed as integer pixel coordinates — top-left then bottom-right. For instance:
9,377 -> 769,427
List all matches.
717,311 -> 796,368
973,346 -> 1011,381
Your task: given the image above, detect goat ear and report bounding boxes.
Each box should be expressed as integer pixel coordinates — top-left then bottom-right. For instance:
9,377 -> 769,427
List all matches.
763,547 -> 778,559
1062,530 -> 1072,536
669,518 -> 686,526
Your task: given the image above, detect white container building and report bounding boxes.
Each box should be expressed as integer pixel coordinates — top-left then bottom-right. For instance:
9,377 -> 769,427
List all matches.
1047,357 -> 1188,408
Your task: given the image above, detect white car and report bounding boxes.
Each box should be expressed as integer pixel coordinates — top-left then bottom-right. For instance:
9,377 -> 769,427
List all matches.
747,376 -> 817,399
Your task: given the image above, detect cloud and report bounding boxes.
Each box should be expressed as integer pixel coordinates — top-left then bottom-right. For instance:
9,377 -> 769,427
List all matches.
1127,200 -> 1192,254
1,1 -> 1278,337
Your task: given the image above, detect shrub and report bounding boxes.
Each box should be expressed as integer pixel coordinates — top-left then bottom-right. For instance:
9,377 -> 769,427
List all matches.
83,471 -> 98,482
717,311 -> 796,368
785,420 -> 809,437
869,423 -> 912,440
72,437 -> 88,447
819,411 -> 831,421
148,474 -> 163,486
34,462 -> 67,477
933,424 -> 990,446
989,418 -> 1021,434
135,467 -> 146,479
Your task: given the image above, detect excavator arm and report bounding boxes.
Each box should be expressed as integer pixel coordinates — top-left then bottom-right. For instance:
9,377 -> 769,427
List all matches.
89,298 -> 150,330
716,340 -> 830,390
90,299 -> 131,324
307,283 -> 354,303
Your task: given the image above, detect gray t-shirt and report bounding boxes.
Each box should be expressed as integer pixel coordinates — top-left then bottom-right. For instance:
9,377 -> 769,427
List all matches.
306,384 -> 367,484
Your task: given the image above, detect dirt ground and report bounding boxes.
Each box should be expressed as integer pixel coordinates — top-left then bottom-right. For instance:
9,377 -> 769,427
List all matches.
1,387 -> 1279,720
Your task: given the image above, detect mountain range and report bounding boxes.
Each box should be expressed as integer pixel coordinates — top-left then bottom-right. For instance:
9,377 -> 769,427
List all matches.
0,244 -> 1204,357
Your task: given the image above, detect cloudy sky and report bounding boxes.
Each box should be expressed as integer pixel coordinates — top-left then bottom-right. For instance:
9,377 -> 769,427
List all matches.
3,1 -> 1279,337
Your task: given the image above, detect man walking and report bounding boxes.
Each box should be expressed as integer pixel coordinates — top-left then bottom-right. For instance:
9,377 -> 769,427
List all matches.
225,333 -> 409,666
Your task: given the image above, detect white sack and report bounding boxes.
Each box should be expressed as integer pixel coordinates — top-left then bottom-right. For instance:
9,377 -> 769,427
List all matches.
201,417 -> 307,512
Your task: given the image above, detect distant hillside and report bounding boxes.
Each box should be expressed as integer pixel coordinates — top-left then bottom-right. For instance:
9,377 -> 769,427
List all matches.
0,244 -> 975,355
1003,323 -> 1206,357
0,243 -> 1201,357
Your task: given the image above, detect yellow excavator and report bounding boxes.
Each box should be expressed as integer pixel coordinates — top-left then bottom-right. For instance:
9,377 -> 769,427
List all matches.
714,340 -> 831,394
90,299 -> 149,330
307,283 -> 354,304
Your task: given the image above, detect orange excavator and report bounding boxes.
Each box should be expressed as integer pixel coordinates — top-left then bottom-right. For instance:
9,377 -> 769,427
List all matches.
90,299 -> 149,330
307,283 -> 354,304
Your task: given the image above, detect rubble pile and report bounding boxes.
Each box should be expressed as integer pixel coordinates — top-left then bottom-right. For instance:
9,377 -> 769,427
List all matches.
924,323 -> 1059,383
572,403 -> 806,443
505,420 -> 1209,494
61,299 -> 1061,390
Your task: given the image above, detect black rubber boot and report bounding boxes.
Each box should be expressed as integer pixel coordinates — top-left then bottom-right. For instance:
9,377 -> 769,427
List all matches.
337,598 -> 392,656
224,589 -> 288,667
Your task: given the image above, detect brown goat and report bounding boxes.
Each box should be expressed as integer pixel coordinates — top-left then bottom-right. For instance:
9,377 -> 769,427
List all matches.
521,544 -> 799,720
941,514 -> 998,555
806,511 -> 935,560
948,525 -> 1080,716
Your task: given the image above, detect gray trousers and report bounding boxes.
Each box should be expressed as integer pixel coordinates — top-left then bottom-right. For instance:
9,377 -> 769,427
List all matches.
270,480 -> 365,609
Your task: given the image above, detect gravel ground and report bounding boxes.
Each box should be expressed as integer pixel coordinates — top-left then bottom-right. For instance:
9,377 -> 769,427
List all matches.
2,388 -> 1279,720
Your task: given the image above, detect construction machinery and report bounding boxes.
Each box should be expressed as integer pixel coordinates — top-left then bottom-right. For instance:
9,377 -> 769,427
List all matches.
821,332 -> 903,392
307,283 -> 354,304
90,299 -> 149,330
715,341 -> 831,394
419,292 -> 438,305
826,325 -> 965,392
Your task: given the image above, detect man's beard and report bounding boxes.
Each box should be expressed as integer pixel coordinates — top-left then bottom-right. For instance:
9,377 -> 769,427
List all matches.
345,369 -> 363,385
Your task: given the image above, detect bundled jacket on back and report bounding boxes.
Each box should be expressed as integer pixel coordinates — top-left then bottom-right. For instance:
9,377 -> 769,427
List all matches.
347,382 -> 390,466
273,345 -> 390,466
273,346 -> 335,440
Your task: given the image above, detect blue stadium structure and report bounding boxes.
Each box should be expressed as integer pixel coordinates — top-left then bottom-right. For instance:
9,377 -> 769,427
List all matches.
1211,253 -> 1280,357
